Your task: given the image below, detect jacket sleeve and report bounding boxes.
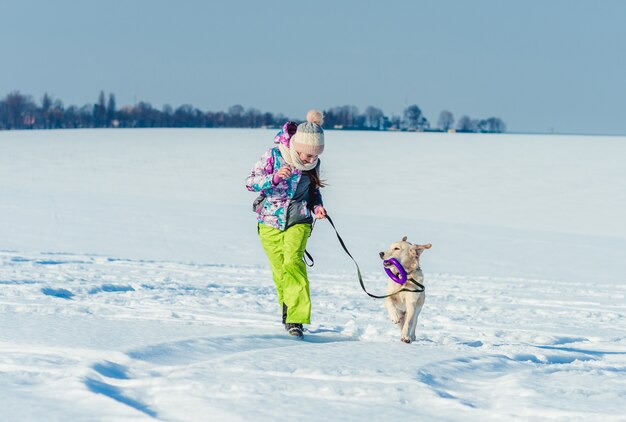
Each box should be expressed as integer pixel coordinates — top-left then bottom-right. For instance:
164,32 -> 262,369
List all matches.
308,161 -> 324,209
245,149 -> 275,192
310,186 -> 323,209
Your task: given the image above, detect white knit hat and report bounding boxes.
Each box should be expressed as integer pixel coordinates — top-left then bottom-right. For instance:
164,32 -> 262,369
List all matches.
290,110 -> 325,156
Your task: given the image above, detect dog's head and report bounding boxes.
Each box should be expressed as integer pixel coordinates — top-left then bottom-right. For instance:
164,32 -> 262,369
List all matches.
379,236 -> 432,274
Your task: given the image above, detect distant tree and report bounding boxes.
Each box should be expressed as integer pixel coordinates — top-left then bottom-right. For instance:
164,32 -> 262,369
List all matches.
41,93 -> 53,129
162,104 -> 173,115
0,99 -> 6,129
364,106 -> 385,130
341,105 -> 359,128
107,94 -> 117,126
174,104 -> 195,127
93,91 -> 106,127
193,107 -> 207,127
485,117 -> 506,133
80,104 -> 94,128
213,111 -> 226,127
381,115 -> 392,130
477,119 -> 489,133
389,114 -> 402,130
322,108 -> 336,128
325,105 -> 359,128
42,92 -> 52,113
456,115 -> 476,132
49,99 -> 64,129
244,107 -> 262,128
354,113 -> 366,129
437,110 -> 454,132
228,105 -> 244,115
116,105 -> 135,128
161,104 -> 174,127
260,112 -> 275,127
3,91 -> 36,129
64,105 -> 80,128
228,104 -> 245,127
272,113 -> 289,128
456,115 -> 505,133
403,104 -> 428,130
204,110 -> 216,128
134,102 -> 160,127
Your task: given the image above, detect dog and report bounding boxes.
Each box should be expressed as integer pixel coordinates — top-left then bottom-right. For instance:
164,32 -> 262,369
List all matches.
379,237 -> 432,343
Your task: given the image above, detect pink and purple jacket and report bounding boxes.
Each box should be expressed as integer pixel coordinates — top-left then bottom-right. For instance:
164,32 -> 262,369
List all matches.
245,122 -> 323,230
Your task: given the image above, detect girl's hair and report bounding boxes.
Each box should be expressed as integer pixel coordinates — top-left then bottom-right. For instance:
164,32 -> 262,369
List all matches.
304,168 -> 327,189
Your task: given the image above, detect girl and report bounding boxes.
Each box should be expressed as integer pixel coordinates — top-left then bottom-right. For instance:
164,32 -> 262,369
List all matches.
245,110 -> 327,338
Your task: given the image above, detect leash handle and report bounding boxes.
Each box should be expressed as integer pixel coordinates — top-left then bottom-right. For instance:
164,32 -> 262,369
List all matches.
325,215 -> 424,299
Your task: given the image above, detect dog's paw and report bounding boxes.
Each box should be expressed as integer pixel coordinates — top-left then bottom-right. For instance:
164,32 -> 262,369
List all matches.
401,337 -> 412,344
388,312 -> 401,324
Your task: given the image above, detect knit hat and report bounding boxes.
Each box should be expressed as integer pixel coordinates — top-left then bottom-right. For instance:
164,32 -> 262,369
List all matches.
290,110 -> 325,156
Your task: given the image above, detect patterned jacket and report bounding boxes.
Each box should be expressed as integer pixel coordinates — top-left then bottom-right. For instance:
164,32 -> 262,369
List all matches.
245,146 -> 323,230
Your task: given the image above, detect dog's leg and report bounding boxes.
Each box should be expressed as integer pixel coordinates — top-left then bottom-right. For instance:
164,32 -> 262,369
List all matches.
408,293 -> 425,342
401,305 -> 415,343
385,297 -> 401,324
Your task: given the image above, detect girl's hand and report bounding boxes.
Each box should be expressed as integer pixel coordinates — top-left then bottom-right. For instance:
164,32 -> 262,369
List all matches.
314,205 -> 327,219
276,166 -> 292,180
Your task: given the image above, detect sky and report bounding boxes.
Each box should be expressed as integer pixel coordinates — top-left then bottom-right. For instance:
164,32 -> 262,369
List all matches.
1,0 -> 625,135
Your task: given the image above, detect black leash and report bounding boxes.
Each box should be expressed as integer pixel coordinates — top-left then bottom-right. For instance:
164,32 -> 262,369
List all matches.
324,214 -> 425,299
303,219 -> 316,267
303,249 -> 314,267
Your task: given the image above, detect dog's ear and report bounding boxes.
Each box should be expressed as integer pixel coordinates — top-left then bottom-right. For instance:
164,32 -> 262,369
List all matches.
402,236 -> 408,242
414,243 -> 432,256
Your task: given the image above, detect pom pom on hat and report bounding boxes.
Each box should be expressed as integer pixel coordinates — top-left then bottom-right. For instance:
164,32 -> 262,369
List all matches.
306,109 -> 324,126
291,109 -> 325,156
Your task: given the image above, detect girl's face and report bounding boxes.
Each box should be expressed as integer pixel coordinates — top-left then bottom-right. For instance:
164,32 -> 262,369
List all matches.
298,152 -> 318,164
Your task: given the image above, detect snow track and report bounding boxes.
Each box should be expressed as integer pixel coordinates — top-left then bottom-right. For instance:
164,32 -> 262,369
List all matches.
2,250 -> 624,421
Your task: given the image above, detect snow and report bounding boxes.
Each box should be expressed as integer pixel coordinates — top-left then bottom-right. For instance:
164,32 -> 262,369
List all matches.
1,128 -> 625,421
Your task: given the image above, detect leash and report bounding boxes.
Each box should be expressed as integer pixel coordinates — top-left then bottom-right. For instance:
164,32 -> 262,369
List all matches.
303,219 -> 316,267
324,214 -> 425,299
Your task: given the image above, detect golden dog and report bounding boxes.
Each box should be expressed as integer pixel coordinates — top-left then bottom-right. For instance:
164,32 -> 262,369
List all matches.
380,237 -> 432,343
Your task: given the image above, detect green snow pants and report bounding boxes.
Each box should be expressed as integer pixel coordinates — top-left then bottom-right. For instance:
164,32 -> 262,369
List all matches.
258,223 -> 312,324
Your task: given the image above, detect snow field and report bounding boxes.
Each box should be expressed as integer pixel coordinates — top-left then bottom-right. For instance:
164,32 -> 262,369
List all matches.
1,128 -> 625,420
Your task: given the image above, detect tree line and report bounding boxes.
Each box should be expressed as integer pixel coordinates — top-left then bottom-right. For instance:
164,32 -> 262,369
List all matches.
0,91 -> 506,133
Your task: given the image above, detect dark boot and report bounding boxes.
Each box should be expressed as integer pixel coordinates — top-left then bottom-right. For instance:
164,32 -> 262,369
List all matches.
285,323 -> 303,338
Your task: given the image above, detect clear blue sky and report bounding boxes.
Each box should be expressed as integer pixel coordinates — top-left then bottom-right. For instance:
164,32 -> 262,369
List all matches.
2,0 -> 625,134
